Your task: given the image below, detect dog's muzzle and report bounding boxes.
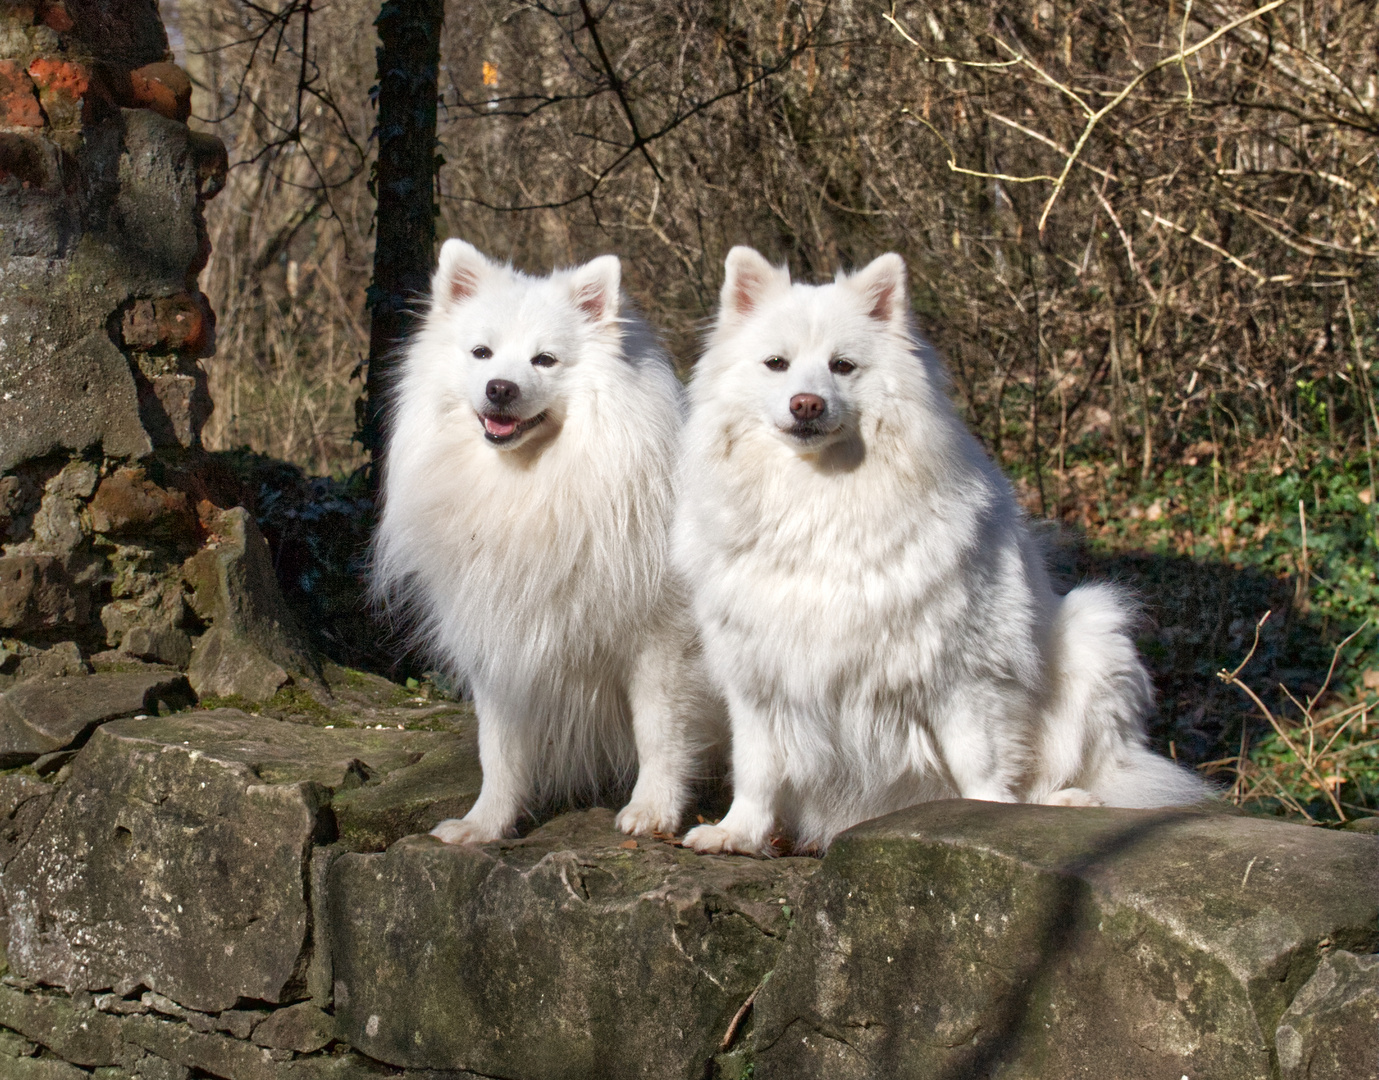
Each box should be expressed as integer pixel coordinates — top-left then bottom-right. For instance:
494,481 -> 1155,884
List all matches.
786,418 -> 831,441
480,411 -> 547,444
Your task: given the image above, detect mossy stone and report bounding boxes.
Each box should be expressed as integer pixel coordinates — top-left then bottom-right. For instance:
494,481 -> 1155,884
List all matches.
750,800 -> 1379,1080
329,809 -> 818,1080
1,711 -> 469,1013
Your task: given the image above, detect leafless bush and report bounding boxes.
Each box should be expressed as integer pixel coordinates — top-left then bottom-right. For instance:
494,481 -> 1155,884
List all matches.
181,0 -> 376,474
187,0 -> 1379,497
1210,612 -> 1378,821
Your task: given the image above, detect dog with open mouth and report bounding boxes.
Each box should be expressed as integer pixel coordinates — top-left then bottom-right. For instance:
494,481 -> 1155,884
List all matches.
372,239 -> 723,844
675,246 -> 1210,857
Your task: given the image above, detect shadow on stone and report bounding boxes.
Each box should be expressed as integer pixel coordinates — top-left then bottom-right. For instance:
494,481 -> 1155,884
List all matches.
750,800 -> 1379,1080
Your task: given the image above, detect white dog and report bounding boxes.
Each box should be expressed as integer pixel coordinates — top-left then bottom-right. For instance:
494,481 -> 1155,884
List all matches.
372,240 -> 720,844
677,247 -> 1209,856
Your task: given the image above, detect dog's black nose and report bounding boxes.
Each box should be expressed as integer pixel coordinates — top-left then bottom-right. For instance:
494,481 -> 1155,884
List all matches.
790,393 -> 826,421
486,379 -> 519,407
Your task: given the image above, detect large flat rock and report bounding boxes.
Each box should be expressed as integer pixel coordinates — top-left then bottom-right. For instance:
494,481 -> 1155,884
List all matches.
329,809 -> 818,1080
0,670 -> 194,766
2,710 -> 478,1013
749,800 -> 1379,1080
0,725 -> 1374,1080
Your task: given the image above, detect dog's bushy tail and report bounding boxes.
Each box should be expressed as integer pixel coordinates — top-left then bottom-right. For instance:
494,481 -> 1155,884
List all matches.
1038,583 -> 1211,808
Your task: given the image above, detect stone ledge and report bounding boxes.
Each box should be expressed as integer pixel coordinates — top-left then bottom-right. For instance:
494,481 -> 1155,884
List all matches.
2,711 -> 479,1013
0,670 -> 194,767
329,809 -> 817,1080
749,800 -> 1379,1080
0,713 -> 1375,1080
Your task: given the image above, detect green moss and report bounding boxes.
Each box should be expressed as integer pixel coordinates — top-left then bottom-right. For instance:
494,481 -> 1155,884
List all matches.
341,667 -> 373,690
196,684 -> 338,725
711,1050 -> 755,1079
196,693 -> 262,713
264,684 -> 337,723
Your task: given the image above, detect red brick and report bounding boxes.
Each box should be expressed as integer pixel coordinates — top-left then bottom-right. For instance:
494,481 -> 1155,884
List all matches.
90,467 -> 195,537
0,61 -> 43,129
129,61 -> 190,123
27,57 -> 103,129
122,292 -> 215,356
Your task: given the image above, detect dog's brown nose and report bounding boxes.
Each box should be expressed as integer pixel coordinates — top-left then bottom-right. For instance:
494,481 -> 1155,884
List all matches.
486,379 -> 519,406
790,393 -> 826,421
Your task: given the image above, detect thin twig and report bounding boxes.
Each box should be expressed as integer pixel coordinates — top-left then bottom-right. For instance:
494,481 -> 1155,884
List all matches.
1140,209 -> 1267,284
719,980 -> 766,1051
1178,0 -> 1196,111
1297,499 -> 1310,610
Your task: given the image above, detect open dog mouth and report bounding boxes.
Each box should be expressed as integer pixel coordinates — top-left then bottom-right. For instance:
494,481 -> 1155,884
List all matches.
480,411 -> 548,444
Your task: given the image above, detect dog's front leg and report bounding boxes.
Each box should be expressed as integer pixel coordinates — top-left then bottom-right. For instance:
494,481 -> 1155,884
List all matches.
684,693 -> 779,856
431,692 -> 530,844
617,640 -> 695,837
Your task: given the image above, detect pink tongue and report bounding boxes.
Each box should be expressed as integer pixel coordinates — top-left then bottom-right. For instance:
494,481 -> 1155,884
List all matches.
484,416 -> 518,437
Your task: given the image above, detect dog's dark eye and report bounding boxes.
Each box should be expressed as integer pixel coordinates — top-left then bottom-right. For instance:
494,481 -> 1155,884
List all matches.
471,346 -> 492,359
764,356 -> 790,372
829,357 -> 857,376
531,352 -> 557,368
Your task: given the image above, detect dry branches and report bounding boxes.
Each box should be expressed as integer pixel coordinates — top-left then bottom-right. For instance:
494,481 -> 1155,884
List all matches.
1213,613 -> 1377,821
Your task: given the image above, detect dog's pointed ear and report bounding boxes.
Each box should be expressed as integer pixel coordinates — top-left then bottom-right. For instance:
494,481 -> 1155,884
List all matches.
570,255 -> 621,324
434,239 -> 490,309
850,252 -> 908,329
720,246 -> 789,325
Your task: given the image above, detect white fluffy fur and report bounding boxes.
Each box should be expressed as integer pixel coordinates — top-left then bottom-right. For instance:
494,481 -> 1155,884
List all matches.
677,247 -> 1210,856
371,239 -> 721,844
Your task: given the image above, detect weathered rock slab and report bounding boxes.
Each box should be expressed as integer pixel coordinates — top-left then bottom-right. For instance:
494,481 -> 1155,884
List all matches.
0,328 -> 153,475
2,711 -> 472,1013
0,984 -> 132,1068
0,670 -> 194,766
329,728 -> 481,852
1275,948 -> 1379,1080
252,1001 -> 335,1053
329,809 -> 817,1080
750,801 -> 1379,1080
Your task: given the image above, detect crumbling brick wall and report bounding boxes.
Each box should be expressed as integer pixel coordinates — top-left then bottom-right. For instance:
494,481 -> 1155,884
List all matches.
0,0 -> 316,697
0,0 -> 226,470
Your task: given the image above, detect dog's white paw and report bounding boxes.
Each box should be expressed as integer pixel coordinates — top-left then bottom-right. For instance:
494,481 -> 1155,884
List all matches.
430,817 -> 506,845
683,824 -> 770,856
1043,787 -> 1103,807
615,799 -> 679,837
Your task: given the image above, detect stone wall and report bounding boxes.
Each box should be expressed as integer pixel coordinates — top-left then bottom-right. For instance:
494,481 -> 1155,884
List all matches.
0,0 -> 322,709
0,707 -> 1375,1080
0,0 -> 223,471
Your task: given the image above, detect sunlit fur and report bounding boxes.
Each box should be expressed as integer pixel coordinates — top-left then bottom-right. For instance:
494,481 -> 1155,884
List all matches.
371,239 -> 723,844
677,247 -> 1210,856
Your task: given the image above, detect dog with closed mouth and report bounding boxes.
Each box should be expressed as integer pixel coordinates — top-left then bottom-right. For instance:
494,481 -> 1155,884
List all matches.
677,246 -> 1209,856
372,239 -> 722,844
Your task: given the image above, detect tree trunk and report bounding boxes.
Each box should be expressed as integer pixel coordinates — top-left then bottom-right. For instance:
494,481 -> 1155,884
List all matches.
359,0 -> 444,483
